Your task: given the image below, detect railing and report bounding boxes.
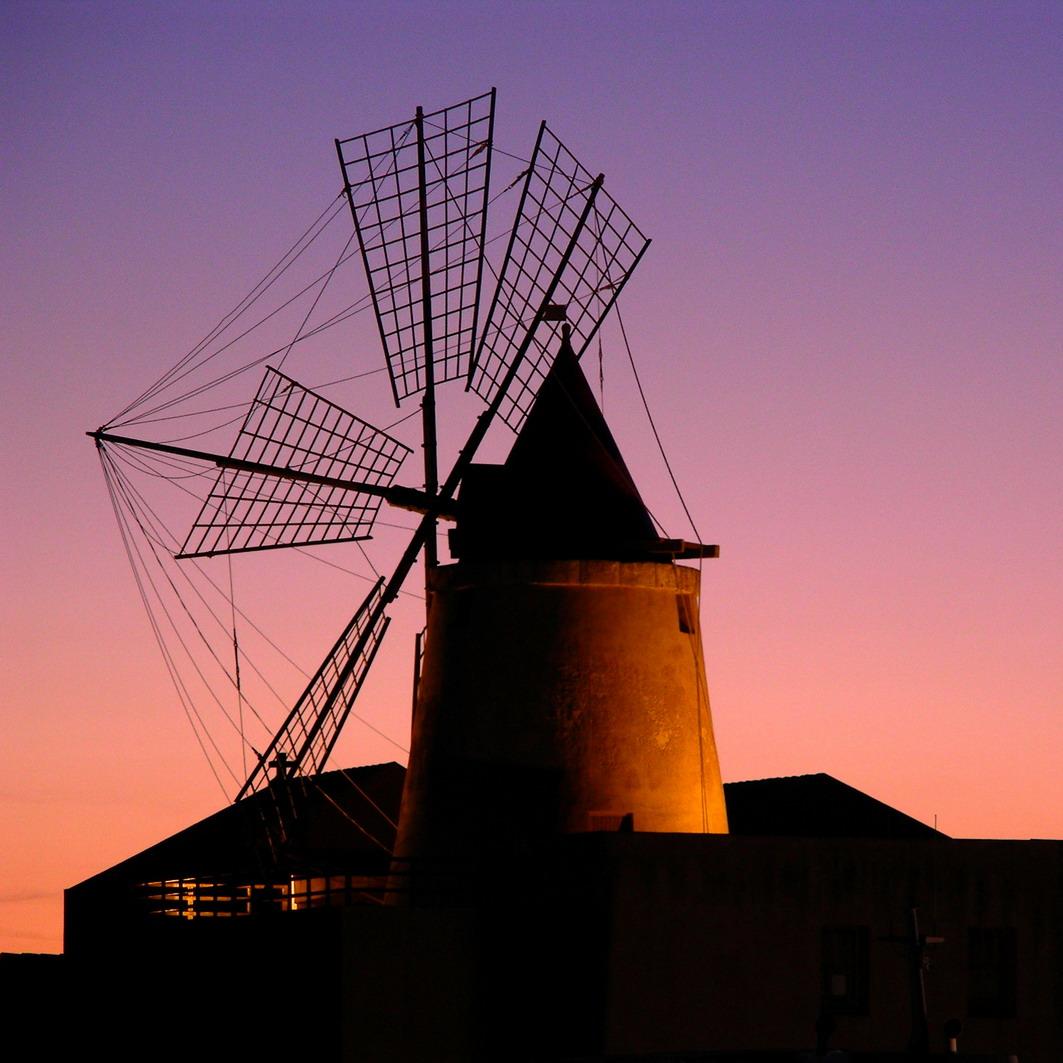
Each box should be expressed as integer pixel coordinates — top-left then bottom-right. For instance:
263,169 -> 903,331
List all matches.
140,872 -> 392,918
138,852 -> 553,919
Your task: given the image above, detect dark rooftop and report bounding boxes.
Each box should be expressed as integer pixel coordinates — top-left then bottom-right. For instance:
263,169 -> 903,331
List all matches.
68,760 -> 404,891
723,773 -> 947,840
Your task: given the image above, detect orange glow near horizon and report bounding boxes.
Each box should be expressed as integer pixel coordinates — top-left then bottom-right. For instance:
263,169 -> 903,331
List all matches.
4,3 -> 1061,953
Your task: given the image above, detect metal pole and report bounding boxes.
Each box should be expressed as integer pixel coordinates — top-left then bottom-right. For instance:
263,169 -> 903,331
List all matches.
87,429 -> 442,518
414,105 -> 439,580
908,907 -> 930,1055
377,173 -> 607,614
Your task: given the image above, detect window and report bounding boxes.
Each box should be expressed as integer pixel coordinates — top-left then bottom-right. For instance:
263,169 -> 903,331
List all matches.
968,928 -> 1016,1018
676,594 -> 696,634
821,926 -> 870,1015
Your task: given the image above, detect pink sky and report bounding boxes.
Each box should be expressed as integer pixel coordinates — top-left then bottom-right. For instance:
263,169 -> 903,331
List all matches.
3,1 -> 1060,953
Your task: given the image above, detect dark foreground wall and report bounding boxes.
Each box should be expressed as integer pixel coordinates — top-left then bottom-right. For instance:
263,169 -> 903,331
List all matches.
586,834 -> 1061,1060
54,834 -> 1062,1061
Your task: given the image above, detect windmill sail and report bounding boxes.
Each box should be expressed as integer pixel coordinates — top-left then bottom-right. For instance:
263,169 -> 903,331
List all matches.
469,124 -> 650,432
92,90 -> 655,810
178,369 -> 410,558
237,578 -> 390,799
336,90 -> 496,403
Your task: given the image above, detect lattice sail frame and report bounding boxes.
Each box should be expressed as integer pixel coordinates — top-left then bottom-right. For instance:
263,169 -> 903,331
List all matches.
469,124 -> 650,432
232,103 -> 649,797
237,578 -> 389,799
337,90 -> 495,403
178,369 -> 410,558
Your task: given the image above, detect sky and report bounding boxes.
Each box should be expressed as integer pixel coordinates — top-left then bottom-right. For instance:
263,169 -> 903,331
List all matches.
2,1 -> 1060,954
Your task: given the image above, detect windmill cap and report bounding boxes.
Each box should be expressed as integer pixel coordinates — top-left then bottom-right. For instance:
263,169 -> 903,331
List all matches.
450,340 -> 663,562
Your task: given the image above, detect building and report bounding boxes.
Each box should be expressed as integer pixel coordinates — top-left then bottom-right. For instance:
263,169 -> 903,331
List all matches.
53,765 -> 1061,1060
31,346 -> 1062,1060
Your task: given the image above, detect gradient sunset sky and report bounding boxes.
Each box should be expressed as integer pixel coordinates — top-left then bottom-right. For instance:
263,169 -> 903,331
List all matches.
3,1 -> 1060,954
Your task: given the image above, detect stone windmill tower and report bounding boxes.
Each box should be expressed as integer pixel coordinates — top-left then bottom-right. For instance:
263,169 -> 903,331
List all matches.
91,91 -> 729,892
394,327 -> 728,882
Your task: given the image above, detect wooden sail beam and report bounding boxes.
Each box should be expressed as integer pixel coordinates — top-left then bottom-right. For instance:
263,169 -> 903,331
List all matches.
88,430 -> 456,520
373,173 -> 608,617
414,104 -> 440,576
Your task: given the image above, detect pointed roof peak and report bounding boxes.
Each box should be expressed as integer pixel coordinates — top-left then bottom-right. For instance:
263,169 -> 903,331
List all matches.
451,336 -> 658,561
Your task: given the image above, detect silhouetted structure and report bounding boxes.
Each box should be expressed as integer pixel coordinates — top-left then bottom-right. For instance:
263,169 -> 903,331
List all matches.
395,338 -> 728,887
55,762 -> 1060,1060
41,92 -> 1060,1060
723,774 -> 946,839
52,349 -> 1062,1062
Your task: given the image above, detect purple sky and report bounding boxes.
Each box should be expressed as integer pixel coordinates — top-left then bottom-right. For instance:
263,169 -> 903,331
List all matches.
2,1 -> 1060,952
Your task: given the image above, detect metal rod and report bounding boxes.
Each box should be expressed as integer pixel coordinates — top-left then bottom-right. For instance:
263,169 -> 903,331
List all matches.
377,173 -> 607,615
414,105 -> 439,579
412,627 -> 426,721
908,907 -> 931,1055
88,429 -> 438,514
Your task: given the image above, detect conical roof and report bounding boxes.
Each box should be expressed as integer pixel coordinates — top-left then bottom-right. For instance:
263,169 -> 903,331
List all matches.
452,333 -> 658,560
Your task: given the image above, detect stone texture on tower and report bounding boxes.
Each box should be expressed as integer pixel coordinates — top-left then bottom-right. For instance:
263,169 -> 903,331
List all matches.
393,338 -> 728,878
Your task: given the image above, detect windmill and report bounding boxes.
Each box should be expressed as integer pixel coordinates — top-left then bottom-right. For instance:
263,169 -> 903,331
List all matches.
90,90 -> 726,873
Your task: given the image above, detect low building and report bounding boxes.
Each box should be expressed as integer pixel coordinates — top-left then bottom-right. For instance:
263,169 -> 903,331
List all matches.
51,766 -> 1061,1061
